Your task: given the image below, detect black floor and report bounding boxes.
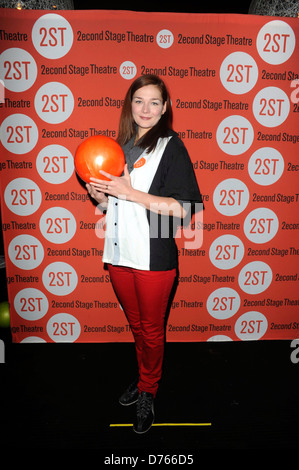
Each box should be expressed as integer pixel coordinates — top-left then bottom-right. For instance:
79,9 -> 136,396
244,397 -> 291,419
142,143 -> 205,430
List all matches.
1,328 -> 299,452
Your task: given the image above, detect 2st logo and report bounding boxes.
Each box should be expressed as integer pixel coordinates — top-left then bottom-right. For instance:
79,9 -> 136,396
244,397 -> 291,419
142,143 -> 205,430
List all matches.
220,52 -> 258,94
0,48 -> 37,92
257,20 -> 295,65
216,115 -> 254,155
156,29 -> 174,48
4,178 -> 42,216
32,14 -> 73,59
34,82 -> 74,124
213,178 -> 249,216
253,86 -> 290,127
0,114 -> 39,154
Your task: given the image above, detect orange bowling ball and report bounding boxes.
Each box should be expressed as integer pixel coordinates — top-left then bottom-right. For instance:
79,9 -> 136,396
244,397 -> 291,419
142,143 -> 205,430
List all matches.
74,135 -> 125,182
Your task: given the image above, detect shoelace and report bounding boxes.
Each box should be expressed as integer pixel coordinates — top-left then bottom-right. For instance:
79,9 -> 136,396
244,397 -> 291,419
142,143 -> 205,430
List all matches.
137,393 -> 153,417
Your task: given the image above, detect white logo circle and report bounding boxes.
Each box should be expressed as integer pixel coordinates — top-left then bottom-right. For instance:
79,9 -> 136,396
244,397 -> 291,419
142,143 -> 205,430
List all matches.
21,337 -> 47,343
32,13 -> 73,59
0,48 -> 37,92
207,287 -> 241,320
220,52 -> 258,94
46,313 -> 81,342
34,81 -> 74,124
216,115 -> 254,155
4,177 -> 42,216
235,311 -> 268,340
42,261 -> 78,295
207,335 -> 233,342
8,234 -> 44,270
39,206 -> 77,244
209,234 -> 245,270
252,86 -> 290,127
213,178 -> 250,216
119,61 -> 137,80
36,144 -> 74,184
256,20 -> 296,64
238,261 -> 272,294
156,29 -> 174,48
14,287 -> 49,321
0,113 -> 38,154
248,147 -> 284,186
244,207 -> 279,244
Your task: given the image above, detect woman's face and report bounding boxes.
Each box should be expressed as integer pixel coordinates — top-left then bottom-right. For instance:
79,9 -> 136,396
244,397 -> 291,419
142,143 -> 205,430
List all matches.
132,84 -> 167,138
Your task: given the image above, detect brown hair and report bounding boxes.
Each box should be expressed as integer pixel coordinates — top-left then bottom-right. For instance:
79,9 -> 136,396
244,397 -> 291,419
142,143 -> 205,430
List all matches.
117,74 -> 173,152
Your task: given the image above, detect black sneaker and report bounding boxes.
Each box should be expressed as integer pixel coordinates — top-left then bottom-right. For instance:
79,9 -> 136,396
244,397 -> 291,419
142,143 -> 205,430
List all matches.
119,378 -> 139,406
133,391 -> 154,434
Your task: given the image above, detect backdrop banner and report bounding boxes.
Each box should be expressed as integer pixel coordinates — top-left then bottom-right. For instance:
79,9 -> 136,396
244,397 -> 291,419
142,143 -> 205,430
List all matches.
0,9 -> 298,343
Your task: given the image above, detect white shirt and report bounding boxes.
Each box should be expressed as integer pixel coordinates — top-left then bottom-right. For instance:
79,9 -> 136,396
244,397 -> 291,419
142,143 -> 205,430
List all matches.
103,132 -> 202,271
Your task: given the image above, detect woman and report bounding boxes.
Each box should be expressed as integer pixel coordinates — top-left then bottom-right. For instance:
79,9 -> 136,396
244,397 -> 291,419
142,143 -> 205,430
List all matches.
86,74 -> 202,434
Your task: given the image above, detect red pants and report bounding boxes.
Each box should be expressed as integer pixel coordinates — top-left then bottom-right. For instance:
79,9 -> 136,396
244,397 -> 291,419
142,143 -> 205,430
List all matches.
108,264 -> 176,397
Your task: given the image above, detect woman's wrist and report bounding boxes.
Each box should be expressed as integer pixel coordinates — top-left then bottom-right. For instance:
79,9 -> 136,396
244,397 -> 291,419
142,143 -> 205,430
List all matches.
129,189 -> 185,218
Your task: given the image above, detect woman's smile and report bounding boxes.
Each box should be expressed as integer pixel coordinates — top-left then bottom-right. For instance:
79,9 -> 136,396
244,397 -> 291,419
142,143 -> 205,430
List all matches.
132,84 -> 166,139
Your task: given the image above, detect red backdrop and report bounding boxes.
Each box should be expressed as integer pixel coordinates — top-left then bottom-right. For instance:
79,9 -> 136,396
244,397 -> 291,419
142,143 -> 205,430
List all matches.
0,9 -> 299,343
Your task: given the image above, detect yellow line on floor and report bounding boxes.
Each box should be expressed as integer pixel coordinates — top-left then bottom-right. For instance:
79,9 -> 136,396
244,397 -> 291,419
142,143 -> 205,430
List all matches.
110,423 -> 211,427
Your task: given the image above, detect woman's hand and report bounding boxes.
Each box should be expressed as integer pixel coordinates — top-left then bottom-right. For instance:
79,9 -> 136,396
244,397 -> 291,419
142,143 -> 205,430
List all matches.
88,163 -> 186,218
89,164 -> 133,201
86,182 -> 108,205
